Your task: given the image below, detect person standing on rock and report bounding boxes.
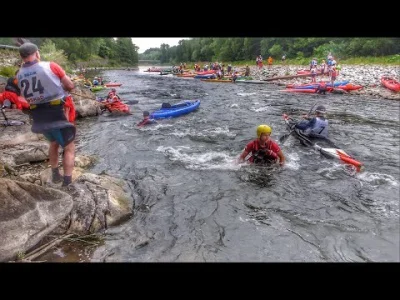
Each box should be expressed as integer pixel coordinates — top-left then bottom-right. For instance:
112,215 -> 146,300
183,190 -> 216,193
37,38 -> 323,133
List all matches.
16,42 -> 76,187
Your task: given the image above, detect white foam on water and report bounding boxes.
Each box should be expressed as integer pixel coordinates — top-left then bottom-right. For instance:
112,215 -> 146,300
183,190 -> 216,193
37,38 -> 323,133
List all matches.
231,103 -> 239,108
252,106 -> 270,112
357,172 -> 399,187
167,126 -> 236,138
156,146 -> 242,171
285,153 -> 301,170
205,126 -> 237,137
138,123 -> 174,131
237,92 -> 257,97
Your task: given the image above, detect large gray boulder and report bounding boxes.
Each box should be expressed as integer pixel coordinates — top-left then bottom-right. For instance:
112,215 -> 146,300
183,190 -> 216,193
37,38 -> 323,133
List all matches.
0,178 -> 73,262
70,88 -> 102,118
47,172 -> 134,235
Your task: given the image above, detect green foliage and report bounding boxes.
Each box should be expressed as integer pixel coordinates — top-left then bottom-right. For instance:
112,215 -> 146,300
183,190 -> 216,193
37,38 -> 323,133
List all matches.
269,44 -> 283,58
39,39 -> 69,70
0,65 -> 18,77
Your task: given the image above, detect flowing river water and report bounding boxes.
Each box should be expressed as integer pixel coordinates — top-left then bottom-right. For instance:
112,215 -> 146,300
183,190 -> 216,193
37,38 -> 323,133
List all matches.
45,68 -> 400,262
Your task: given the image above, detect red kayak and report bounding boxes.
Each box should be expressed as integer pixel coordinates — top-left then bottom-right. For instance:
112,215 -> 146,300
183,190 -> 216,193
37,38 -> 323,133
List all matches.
381,76 -> 400,92
336,83 -> 363,91
105,101 -> 130,114
282,88 -> 318,93
105,83 -> 122,87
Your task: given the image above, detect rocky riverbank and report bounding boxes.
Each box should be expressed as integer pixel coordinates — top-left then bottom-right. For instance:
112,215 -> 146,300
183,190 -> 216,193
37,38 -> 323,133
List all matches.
246,64 -> 400,100
0,81 -> 136,262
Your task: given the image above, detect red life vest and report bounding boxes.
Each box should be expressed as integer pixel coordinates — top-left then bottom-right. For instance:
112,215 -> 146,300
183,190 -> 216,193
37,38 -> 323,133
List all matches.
250,140 -> 278,163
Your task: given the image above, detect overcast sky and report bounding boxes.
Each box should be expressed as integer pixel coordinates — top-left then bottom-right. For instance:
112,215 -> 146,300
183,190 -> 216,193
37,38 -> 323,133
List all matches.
131,38 -> 191,53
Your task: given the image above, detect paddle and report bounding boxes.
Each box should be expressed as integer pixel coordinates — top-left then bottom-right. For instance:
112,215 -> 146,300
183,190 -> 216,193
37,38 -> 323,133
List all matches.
1,104 -> 25,126
1,105 -> 9,124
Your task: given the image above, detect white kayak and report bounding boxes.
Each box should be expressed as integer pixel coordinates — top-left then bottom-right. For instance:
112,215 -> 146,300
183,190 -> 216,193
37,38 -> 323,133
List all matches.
282,113 -> 364,172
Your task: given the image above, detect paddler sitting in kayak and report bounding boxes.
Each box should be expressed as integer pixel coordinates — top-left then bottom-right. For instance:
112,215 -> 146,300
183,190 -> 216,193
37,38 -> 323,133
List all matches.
100,88 -> 121,112
294,105 -> 329,139
103,88 -> 121,103
238,124 -> 285,166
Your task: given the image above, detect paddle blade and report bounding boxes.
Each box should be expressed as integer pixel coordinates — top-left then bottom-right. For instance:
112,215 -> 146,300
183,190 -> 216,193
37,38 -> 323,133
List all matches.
126,100 -> 139,104
279,131 -> 292,144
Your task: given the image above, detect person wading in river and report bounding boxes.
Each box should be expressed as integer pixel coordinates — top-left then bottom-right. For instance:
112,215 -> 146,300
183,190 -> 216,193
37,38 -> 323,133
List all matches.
238,125 -> 285,166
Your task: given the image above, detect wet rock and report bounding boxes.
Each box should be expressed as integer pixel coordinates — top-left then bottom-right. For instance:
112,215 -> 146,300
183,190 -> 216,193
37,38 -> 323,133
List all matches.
0,141 -> 49,167
74,155 -> 97,169
55,173 -> 133,235
40,167 -> 84,187
19,173 -> 38,183
39,167 -> 133,234
0,178 -> 73,262
71,86 -> 102,118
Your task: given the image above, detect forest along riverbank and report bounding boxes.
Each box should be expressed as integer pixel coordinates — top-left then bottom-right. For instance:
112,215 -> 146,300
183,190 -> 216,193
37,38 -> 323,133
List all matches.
36,67 -> 399,262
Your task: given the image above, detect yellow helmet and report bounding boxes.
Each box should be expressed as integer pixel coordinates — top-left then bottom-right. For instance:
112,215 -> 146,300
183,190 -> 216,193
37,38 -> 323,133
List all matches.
256,125 -> 272,138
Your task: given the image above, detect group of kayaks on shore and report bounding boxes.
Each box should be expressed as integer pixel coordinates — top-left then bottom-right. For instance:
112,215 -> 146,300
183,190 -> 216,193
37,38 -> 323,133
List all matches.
144,65 -> 400,94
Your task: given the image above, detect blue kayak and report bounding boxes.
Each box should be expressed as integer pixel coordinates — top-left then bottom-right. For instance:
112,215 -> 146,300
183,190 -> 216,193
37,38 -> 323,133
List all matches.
150,100 -> 201,119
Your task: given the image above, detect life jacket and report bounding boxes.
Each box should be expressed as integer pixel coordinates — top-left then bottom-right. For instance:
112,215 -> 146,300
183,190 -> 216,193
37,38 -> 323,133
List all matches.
64,95 -> 76,123
5,77 -> 21,96
250,140 -> 278,164
308,117 -> 329,138
17,60 -> 73,133
137,117 -> 156,127
318,81 -> 327,91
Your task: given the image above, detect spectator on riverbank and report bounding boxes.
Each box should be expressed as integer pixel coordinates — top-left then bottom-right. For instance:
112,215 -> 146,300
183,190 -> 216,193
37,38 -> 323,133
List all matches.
268,56 -> 273,68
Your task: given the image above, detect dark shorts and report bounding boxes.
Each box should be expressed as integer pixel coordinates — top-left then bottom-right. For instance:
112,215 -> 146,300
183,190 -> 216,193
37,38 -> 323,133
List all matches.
43,126 -> 76,148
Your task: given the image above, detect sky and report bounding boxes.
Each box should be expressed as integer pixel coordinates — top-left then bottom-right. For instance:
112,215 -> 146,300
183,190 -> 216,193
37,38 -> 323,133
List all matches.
131,38 -> 191,53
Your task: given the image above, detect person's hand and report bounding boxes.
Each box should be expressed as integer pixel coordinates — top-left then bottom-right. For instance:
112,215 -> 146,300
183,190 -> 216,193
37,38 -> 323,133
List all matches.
302,114 -> 309,119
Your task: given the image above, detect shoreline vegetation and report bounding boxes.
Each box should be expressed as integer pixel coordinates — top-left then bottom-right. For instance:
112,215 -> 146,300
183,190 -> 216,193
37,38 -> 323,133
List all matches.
0,36 -> 399,76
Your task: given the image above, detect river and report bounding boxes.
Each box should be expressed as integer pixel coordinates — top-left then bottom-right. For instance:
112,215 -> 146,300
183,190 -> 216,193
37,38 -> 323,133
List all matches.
52,68 -> 400,262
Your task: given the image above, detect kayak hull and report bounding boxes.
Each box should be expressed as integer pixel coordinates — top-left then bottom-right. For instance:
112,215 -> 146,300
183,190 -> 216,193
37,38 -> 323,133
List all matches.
105,102 -> 130,114
150,100 -> 200,119
105,83 -> 122,87
381,76 -> 400,92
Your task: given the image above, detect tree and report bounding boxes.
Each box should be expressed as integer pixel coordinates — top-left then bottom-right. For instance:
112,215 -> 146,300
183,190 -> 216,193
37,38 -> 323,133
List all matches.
269,44 -> 283,58
39,39 -> 70,70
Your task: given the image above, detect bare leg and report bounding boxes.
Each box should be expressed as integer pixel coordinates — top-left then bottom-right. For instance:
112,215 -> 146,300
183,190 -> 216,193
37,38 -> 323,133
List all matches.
49,141 -> 60,168
62,141 -> 75,177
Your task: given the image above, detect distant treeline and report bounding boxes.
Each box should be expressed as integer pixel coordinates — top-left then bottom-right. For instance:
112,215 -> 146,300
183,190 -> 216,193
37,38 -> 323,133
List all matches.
1,37 -> 398,69
139,38 -> 400,64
